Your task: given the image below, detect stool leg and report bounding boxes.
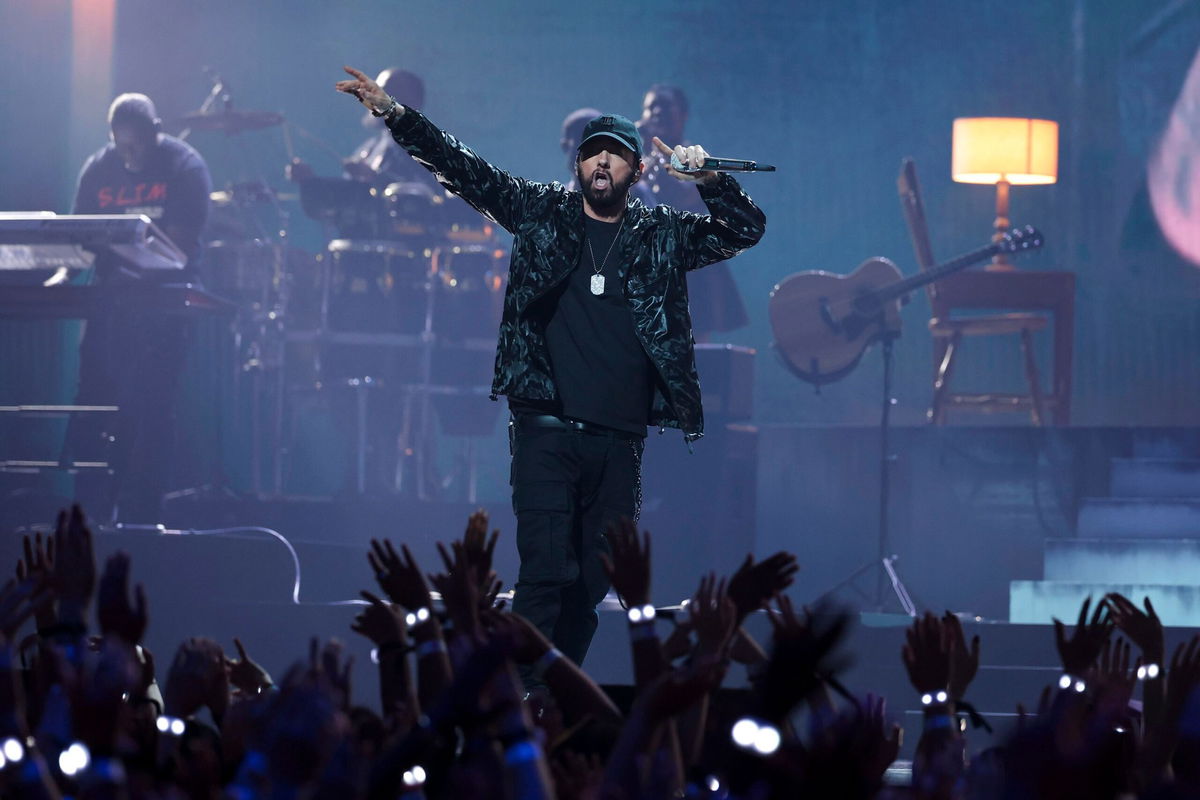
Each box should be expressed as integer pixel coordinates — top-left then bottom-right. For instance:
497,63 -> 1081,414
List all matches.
1020,328 -> 1046,426
929,331 -> 961,425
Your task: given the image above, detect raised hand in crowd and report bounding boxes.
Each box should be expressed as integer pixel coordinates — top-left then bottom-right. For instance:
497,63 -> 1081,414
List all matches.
1053,595 -> 1113,678
459,509 -> 500,597
601,654 -> 727,798
1108,591 -> 1166,735
0,574 -> 51,641
798,691 -> 902,799
760,595 -> 850,726
310,636 -> 354,712
17,531 -> 57,632
367,537 -> 433,613
483,608 -> 623,726
690,571 -> 737,658
351,590 -> 414,715
165,636 -> 230,725
943,612 -> 980,703
50,504 -> 97,630
96,551 -> 147,646
599,517 -> 652,609
903,612 -> 955,699
727,551 -> 799,623
226,636 -> 274,697
1093,637 -> 1138,715
429,542 -> 483,646
1107,592 -> 1165,664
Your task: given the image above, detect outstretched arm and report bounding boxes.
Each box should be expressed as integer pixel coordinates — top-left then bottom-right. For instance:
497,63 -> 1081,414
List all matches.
335,65 -> 540,234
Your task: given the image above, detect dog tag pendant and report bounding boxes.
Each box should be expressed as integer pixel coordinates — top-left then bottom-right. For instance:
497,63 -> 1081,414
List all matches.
590,274 -> 605,295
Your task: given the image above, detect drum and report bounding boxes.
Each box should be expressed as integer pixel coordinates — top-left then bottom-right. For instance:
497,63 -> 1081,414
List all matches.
431,244 -> 506,341
204,240 -> 282,309
325,239 -> 430,334
383,181 -> 446,241
439,191 -> 495,244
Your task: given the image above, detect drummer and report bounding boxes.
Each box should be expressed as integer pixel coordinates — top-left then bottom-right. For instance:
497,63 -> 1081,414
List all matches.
289,67 -> 436,191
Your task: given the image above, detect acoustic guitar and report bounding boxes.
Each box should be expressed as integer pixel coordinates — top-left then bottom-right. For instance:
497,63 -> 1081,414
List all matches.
769,225 -> 1043,385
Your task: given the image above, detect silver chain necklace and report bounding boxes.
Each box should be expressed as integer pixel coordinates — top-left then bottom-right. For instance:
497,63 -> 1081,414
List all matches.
586,214 -> 624,296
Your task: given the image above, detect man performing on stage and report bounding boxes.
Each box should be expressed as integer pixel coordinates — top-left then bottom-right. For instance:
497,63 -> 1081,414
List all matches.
335,66 -> 766,683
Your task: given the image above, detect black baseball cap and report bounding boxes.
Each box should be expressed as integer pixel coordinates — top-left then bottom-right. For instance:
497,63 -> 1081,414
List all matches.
577,113 -> 642,156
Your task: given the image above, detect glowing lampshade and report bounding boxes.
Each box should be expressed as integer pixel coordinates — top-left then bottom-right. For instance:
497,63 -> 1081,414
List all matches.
952,118 -> 1058,185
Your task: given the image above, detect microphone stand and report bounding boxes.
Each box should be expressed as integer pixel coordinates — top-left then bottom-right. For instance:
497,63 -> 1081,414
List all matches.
814,324 -> 917,616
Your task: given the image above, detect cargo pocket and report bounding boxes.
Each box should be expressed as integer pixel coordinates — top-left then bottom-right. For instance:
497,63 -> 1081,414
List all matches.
513,480 -> 575,585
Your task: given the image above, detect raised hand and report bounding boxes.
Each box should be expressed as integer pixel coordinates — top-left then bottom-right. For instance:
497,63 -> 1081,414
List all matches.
1053,596 -> 1113,677
429,542 -> 482,642
650,136 -> 718,184
225,637 -> 273,696
440,515 -> 502,602
460,510 -> 500,585
335,66 -> 390,113
16,531 -> 57,630
902,612 -> 953,697
1165,635 -> 1200,721
638,654 -> 728,721
943,612 -> 980,701
762,596 -> 850,721
51,504 -> 97,623
0,576 -> 51,639
689,572 -> 736,657
480,608 -> 552,664
1106,592 -> 1164,663
599,518 -> 652,608
164,637 -> 229,722
727,551 -> 799,622
311,637 -> 354,711
367,538 -> 433,612
1092,637 -> 1137,716
350,590 -> 407,647
96,551 -> 147,646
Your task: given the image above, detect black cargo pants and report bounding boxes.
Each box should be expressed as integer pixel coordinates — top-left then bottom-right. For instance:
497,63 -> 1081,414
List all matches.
508,414 -> 643,685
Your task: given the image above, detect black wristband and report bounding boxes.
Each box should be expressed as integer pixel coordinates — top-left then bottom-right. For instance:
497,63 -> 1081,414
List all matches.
378,641 -> 412,657
38,622 -> 87,639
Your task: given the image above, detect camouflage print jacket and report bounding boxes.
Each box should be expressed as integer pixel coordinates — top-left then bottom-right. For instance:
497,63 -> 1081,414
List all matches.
386,108 -> 766,441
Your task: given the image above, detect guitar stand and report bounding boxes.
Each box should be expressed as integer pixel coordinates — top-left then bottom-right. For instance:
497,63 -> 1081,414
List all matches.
815,331 -> 918,616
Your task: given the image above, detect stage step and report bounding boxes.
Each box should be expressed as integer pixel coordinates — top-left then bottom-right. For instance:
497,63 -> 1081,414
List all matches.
1010,581 -> 1200,626
1132,431 -> 1199,460
1111,458 -> 1200,498
1076,498 -> 1200,538
1044,538 -> 1200,584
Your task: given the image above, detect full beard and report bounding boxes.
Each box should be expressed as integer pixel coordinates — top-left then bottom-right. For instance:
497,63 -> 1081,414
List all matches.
577,164 -> 636,214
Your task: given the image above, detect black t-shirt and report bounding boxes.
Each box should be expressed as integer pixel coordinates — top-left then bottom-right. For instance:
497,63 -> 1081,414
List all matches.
73,134 -> 212,276
511,215 -> 655,436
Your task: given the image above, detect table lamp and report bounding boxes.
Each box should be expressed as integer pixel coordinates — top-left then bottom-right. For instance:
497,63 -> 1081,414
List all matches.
952,117 -> 1057,269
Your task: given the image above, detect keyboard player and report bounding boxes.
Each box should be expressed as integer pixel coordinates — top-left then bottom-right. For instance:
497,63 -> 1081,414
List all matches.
64,93 -> 212,521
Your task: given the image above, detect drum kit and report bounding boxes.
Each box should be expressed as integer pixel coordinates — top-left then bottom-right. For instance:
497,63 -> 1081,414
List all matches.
180,104 -> 506,501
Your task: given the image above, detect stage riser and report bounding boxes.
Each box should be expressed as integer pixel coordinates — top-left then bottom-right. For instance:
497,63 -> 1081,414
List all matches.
1010,581 -> 1200,626
1044,538 -> 1200,583
1077,498 -> 1200,539
1111,458 -> 1200,498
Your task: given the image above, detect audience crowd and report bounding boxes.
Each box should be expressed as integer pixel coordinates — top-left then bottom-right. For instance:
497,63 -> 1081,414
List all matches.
0,504 -> 1198,798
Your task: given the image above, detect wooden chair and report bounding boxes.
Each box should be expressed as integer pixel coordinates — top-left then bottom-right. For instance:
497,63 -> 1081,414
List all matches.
897,158 -> 1057,425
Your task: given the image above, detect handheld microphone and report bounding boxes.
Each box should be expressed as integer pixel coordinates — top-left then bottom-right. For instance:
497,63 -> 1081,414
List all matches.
669,154 -> 776,173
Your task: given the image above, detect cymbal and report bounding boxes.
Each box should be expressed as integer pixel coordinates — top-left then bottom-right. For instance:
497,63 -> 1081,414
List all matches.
177,109 -> 284,133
